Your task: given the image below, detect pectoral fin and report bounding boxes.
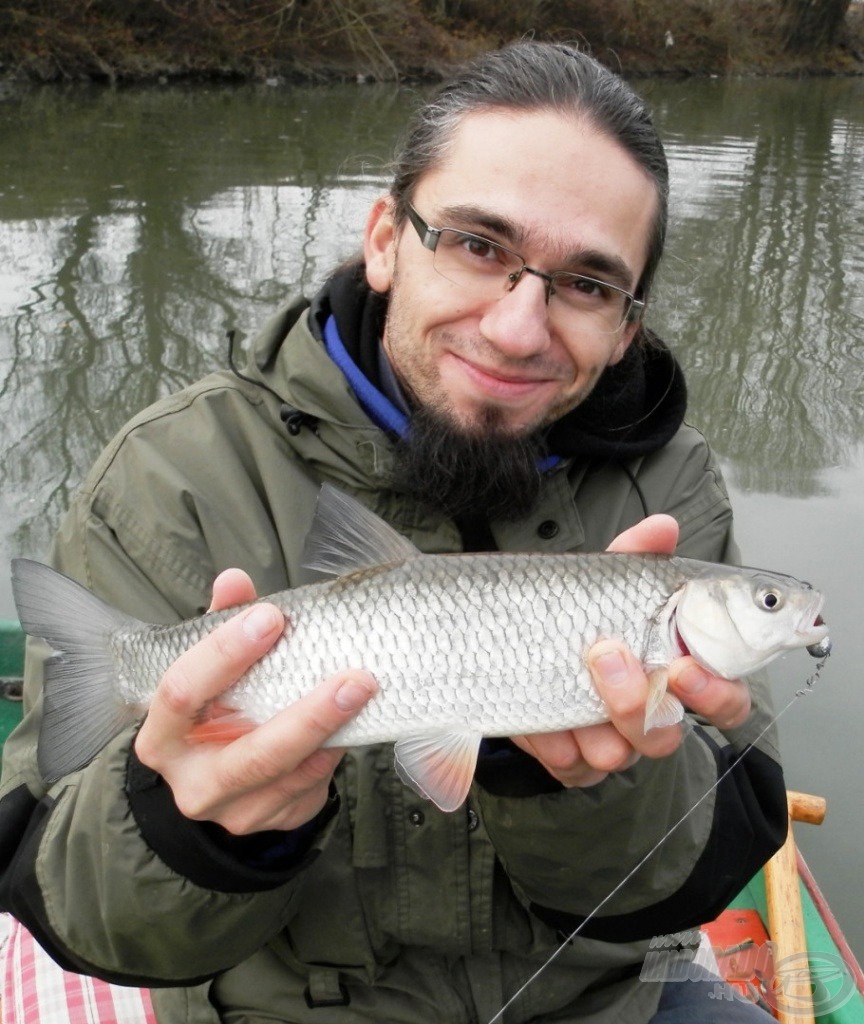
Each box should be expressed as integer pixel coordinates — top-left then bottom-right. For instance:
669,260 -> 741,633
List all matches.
644,668 -> 685,731
394,728 -> 483,812
185,703 -> 258,743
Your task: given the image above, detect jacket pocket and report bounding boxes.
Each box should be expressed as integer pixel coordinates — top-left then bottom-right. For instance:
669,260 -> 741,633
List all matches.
268,747 -> 395,985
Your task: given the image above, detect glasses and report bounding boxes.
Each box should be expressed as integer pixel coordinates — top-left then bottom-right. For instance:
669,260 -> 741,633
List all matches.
405,203 -> 644,335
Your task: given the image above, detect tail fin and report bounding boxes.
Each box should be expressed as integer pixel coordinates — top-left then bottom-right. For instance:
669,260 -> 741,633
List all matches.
11,559 -> 143,783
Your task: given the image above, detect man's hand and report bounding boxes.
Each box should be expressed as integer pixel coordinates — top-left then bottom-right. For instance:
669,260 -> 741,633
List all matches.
511,515 -> 752,788
134,569 -> 377,834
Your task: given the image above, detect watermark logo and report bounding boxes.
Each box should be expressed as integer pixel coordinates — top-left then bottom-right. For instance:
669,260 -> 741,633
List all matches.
641,934 -> 857,1017
766,950 -> 857,1018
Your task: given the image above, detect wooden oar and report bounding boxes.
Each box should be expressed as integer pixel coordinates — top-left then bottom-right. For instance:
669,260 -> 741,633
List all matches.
763,790 -> 827,1024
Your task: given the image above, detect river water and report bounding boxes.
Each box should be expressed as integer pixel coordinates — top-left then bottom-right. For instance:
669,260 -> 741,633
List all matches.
1,76 -> 862,958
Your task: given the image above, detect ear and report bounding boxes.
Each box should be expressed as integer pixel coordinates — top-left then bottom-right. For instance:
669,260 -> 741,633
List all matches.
608,319 -> 640,365
364,195 -> 397,293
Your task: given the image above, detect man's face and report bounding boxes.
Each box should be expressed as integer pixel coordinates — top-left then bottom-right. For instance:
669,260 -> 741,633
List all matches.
364,108 -> 659,438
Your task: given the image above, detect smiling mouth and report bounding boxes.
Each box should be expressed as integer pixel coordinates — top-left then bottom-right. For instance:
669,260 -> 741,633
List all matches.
452,352 -> 561,392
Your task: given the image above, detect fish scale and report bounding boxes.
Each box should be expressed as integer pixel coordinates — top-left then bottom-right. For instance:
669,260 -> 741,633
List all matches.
212,551 -> 691,744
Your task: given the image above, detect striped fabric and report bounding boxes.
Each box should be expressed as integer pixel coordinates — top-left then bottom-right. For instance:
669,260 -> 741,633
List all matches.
1,915 -> 157,1024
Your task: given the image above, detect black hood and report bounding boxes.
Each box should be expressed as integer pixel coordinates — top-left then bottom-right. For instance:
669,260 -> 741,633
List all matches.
546,331 -> 687,461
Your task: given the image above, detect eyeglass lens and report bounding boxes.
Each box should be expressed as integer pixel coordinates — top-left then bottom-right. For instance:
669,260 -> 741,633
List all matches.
431,228 -> 632,333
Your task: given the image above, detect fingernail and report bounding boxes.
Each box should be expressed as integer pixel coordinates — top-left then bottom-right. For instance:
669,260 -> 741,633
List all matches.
590,647 -> 629,687
676,663 -> 708,696
242,604 -> 280,641
335,677 -> 373,712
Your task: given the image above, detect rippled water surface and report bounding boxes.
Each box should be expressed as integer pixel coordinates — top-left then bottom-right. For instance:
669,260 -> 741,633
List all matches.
1,76 -> 862,957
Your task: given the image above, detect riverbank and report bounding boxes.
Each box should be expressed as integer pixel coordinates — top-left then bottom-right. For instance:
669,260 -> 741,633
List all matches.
1,0 -> 863,85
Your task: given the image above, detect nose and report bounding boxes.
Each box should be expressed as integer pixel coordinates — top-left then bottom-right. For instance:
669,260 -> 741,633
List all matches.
478,268 -> 554,359
513,265 -> 555,303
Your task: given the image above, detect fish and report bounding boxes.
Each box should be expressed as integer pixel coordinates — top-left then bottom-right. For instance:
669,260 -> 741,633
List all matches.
11,485 -> 830,811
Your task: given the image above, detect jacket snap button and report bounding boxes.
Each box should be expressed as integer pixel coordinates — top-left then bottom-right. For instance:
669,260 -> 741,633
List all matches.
409,809 -> 425,827
467,809 -> 479,832
537,520 -> 559,540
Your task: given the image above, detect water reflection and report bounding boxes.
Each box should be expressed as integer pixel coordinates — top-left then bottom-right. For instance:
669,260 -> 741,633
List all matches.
0,84 -> 413,555
1,77 -> 863,550
651,78 -> 864,496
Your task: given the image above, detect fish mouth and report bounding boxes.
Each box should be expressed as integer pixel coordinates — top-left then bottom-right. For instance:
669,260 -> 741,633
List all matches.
797,594 -> 829,643
803,613 -> 831,658
798,617 -> 829,645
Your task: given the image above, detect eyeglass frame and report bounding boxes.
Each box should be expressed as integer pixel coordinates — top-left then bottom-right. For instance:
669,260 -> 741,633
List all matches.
403,202 -> 646,329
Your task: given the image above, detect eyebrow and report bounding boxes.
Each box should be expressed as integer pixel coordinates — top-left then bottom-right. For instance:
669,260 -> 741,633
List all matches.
438,203 -> 525,246
436,202 -> 636,291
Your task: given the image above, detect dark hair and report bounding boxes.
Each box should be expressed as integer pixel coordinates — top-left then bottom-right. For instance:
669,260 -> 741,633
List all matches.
390,41 -> 669,301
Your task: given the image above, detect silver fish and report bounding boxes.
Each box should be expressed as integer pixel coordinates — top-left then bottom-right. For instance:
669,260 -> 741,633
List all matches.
11,486 -> 829,810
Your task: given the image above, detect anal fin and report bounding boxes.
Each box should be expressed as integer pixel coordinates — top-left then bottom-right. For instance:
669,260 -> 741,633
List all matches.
394,728 -> 483,812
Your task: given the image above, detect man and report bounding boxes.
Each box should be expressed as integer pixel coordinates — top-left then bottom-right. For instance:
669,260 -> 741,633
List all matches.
0,42 -> 786,1023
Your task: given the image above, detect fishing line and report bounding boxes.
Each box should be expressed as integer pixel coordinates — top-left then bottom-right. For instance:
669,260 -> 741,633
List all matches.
487,653 -> 829,1024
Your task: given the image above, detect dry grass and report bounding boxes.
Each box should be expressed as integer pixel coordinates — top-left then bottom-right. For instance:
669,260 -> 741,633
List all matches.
431,0 -> 864,75
0,0 -> 460,82
0,0 -> 861,82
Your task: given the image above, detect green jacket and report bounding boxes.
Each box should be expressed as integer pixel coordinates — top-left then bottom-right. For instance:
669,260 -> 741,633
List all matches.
0,297 -> 786,1023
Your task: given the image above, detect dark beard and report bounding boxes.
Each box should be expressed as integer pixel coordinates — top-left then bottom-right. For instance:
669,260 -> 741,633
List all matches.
391,404 -> 547,521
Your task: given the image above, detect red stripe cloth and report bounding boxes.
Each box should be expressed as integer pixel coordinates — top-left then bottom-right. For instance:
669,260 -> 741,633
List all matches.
2,916 -> 157,1024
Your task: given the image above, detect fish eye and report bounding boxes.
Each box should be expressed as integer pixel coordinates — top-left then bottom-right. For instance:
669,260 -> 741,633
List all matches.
756,588 -> 784,612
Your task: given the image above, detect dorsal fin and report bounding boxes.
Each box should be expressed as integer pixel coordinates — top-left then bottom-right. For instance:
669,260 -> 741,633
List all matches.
302,484 -> 421,578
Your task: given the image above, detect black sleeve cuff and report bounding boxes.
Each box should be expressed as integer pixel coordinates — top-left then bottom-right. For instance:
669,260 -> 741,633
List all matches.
474,738 -> 564,797
126,747 -> 338,893
528,731 -> 788,942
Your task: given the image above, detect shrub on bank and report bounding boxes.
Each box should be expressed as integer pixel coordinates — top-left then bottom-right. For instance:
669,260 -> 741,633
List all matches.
0,0 -> 861,83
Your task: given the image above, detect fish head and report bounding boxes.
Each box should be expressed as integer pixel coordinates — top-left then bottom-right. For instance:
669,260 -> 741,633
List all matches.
675,568 -> 829,679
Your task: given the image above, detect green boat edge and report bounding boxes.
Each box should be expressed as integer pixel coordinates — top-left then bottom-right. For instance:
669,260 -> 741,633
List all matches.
726,867 -> 864,1021
1,618 -> 862,1019
0,619 -> 23,753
